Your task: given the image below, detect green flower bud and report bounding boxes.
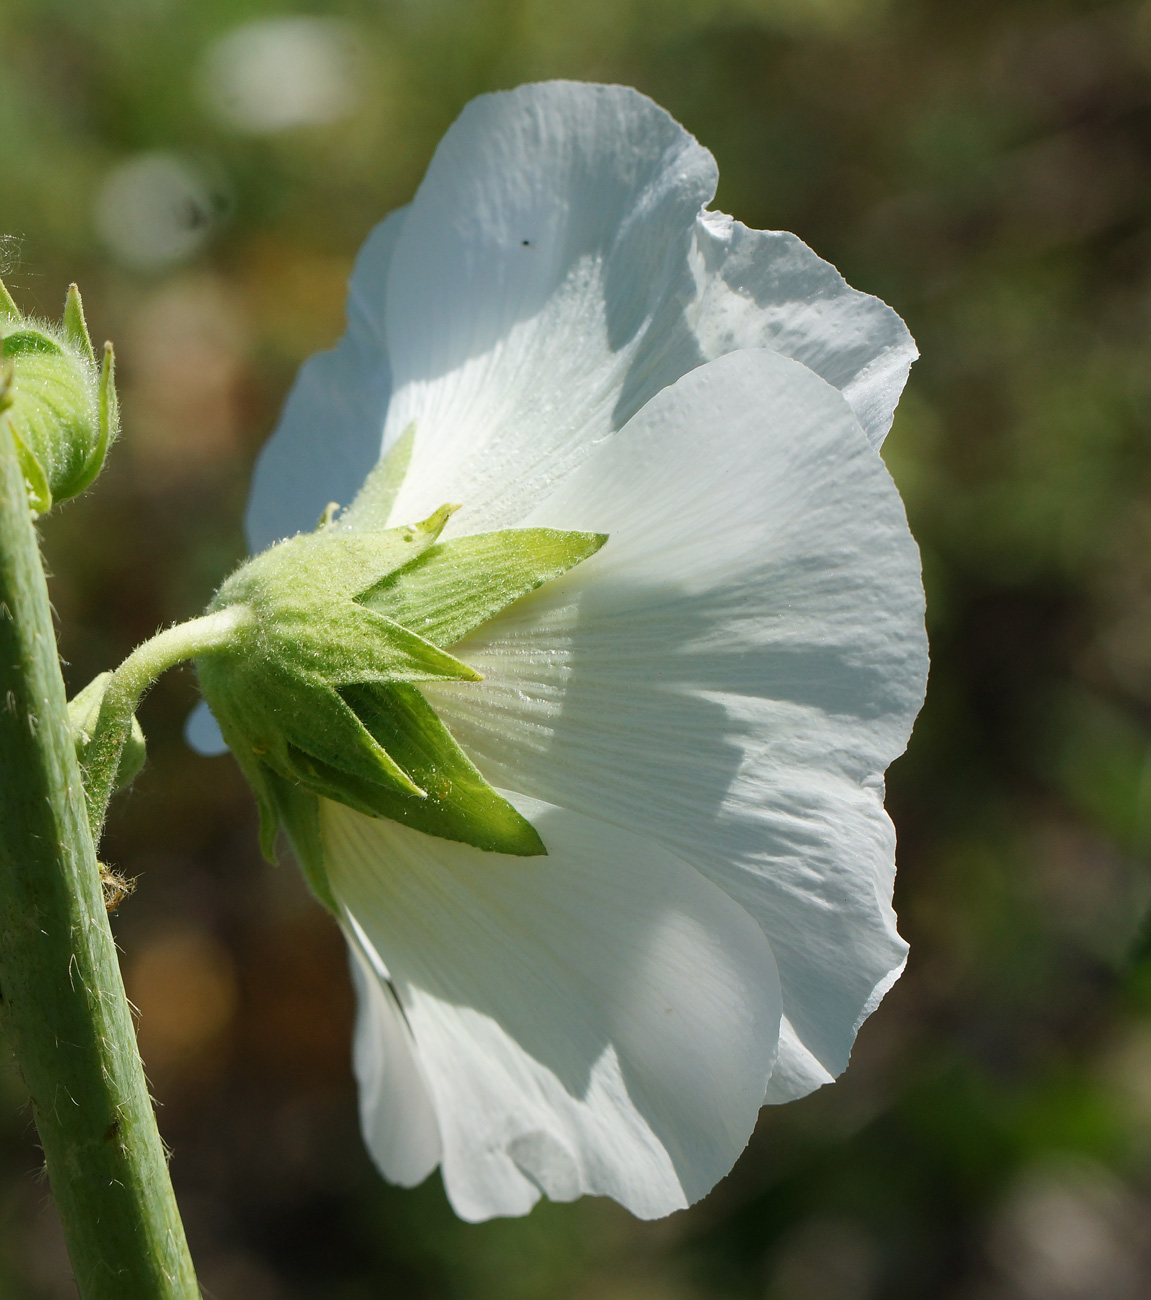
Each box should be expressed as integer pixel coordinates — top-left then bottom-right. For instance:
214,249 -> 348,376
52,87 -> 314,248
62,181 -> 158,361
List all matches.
197,495 -> 605,909
0,278 -> 118,514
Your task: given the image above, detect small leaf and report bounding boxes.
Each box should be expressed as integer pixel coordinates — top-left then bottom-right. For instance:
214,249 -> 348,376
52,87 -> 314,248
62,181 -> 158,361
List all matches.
218,735 -> 280,864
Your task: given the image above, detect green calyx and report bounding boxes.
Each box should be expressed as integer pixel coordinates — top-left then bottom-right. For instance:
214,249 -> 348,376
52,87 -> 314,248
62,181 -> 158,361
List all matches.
0,278 -> 118,514
197,494 -> 606,909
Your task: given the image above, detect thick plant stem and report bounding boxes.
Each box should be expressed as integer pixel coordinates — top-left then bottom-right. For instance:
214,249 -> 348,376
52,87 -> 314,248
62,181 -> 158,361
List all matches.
0,415 -> 199,1298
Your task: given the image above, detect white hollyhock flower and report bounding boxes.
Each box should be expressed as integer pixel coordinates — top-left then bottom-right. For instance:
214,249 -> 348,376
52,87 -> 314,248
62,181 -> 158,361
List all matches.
199,81 -> 927,1221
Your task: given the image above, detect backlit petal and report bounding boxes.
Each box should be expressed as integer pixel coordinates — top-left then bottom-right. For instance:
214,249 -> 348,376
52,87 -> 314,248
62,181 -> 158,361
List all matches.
246,207 -> 407,551
246,84 -> 915,551
346,924 -> 443,1187
684,212 -> 916,450
382,82 -> 716,535
323,793 -> 781,1221
382,82 -> 914,535
422,349 -> 926,1101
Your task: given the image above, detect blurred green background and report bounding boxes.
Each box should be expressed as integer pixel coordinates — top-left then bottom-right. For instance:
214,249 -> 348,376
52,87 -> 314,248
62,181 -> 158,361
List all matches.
3,0 -> 1151,1296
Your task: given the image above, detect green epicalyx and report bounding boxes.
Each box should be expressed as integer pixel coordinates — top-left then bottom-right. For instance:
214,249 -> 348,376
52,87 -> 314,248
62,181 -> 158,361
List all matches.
197,455 -> 607,909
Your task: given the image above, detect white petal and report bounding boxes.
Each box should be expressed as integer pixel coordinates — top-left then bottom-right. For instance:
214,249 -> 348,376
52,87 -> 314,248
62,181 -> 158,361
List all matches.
422,349 -> 927,1101
686,212 -> 916,449
382,81 -> 717,535
346,924 -> 443,1188
245,207 -> 407,552
323,793 -> 781,1222
245,83 -> 915,550
382,82 -> 914,535
184,699 -> 227,756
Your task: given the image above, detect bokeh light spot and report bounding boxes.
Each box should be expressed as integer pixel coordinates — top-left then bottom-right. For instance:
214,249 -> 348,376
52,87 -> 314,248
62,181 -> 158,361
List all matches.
198,17 -> 365,135
95,153 -> 226,271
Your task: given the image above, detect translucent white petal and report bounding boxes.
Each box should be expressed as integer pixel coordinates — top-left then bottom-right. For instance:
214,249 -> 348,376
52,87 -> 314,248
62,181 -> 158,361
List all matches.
381,81 -> 914,536
422,349 -> 926,1101
382,81 -> 717,535
245,207 -> 407,551
323,793 -> 781,1222
685,212 -> 916,449
243,83 -> 915,553
346,924 -> 443,1188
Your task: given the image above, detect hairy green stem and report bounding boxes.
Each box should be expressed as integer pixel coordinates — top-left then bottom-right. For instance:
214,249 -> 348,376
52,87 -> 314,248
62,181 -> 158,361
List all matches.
0,413 -> 199,1299
83,606 -> 250,835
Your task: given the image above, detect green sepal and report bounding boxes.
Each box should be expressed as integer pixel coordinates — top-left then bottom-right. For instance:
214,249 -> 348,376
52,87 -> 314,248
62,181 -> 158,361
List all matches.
362,527 -> 608,647
215,502 -> 462,617
331,683 -> 543,854
62,284 -> 97,367
253,770 -> 280,864
199,497 -> 608,858
338,422 -> 415,532
214,726 -> 280,865
234,750 -> 338,915
8,420 -> 52,515
0,277 -> 18,321
262,768 -> 337,912
198,506 -> 482,822
68,343 -> 118,501
243,595 -> 479,690
200,656 -> 427,799
68,672 -> 147,794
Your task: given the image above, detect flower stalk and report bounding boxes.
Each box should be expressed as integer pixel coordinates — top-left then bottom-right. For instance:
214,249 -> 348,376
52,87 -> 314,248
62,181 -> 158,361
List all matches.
0,407 -> 199,1297
82,605 -> 252,835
